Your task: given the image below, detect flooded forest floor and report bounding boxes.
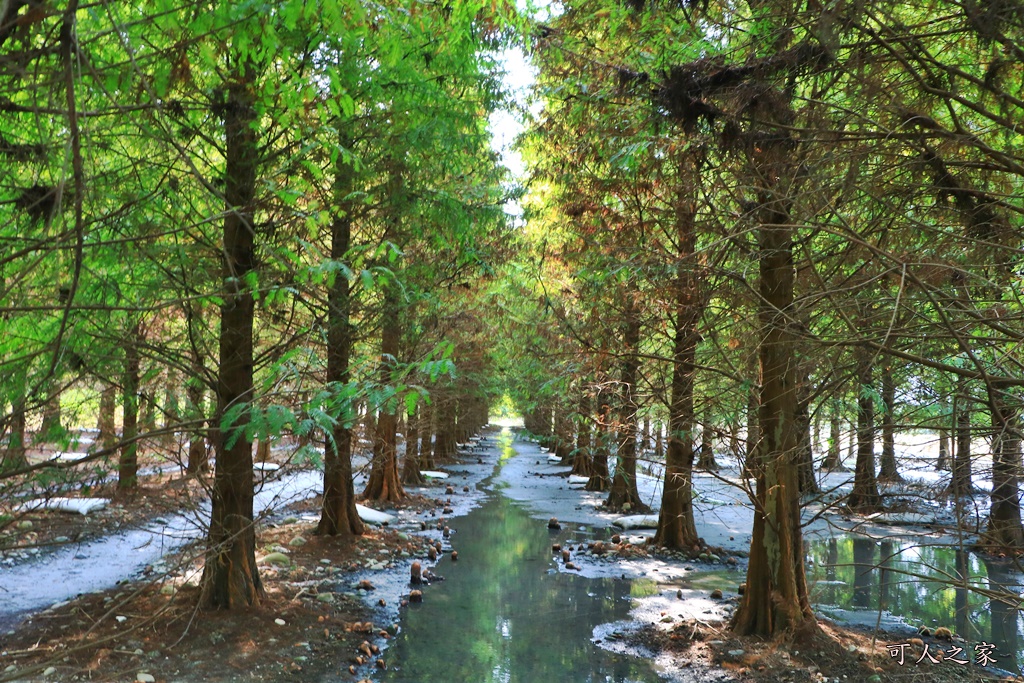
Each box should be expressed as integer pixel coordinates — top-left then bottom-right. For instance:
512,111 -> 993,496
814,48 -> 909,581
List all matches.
0,427 -> 1019,683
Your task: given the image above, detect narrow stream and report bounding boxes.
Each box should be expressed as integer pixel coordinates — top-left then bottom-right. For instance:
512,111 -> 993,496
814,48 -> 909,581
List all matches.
374,455 -> 667,682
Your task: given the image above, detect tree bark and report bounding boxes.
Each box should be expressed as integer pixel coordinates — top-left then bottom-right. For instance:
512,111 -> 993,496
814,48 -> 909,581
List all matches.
848,349 -> 881,511
201,66 -> 263,609
950,377 -> 973,496
981,378 -> 1024,551
362,282 -> 405,503
586,399 -> 611,491
733,175 -> 814,638
795,374 -> 818,494
822,400 -> 842,470
3,366 -> 27,471
606,296 -> 650,513
743,385 -> 760,478
937,427 -> 950,471
98,384 -> 117,450
118,323 -> 141,491
419,401 -> 434,469
653,176 -> 702,549
402,406 -> 425,486
571,392 -> 592,476
878,370 -> 901,482
186,352 -> 209,474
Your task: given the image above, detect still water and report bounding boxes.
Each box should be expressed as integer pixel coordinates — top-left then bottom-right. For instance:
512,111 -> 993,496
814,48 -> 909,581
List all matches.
375,492 -> 666,682
807,536 -> 1023,674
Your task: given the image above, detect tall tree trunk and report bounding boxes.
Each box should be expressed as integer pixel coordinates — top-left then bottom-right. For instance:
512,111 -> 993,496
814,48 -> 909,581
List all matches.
653,421 -> 663,458
3,366 -> 27,471
822,400 -> 842,470
201,67 -> 263,609
317,133 -> 365,538
743,385 -> 760,478
186,353 -> 209,474
982,378 -> 1024,551
937,428 -> 950,471
118,324 -> 141,491
98,384 -> 117,450
162,368 -> 179,447
402,406 -> 425,486
362,283 -> 405,503
878,370 -> 901,482
696,406 -> 719,472
654,178 -> 702,549
951,377 -> 973,496
848,349 -> 881,511
795,373 -> 818,494
571,392 -> 592,476
640,416 -> 650,454
586,399 -> 611,491
419,401 -> 434,470
554,409 -> 574,464
606,297 -> 650,513
733,171 -> 813,637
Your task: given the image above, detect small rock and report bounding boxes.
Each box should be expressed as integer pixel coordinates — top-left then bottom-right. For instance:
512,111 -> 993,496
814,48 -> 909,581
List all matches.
661,616 -> 674,623
136,675 -> 155,683
710,589 -> 723,599
445,486 -> 454,495
428,547 -> 437,561
160,584 -> 176,596
727,649 -> 745,657
738,583 -> 746,595
548,517 -> 561,530
115,616 -> 127,623
42,667 -> 56,676
289,536 -> 307,547
443,526 -> 451,538
451,551 -> 459,561
409,590 -> 423,603
463,486 -> 469,492
275,618 -> 286,626
317,593 -> 335,603
357,579 -> 375,591
677,589 -> 683,599
262,552 -> 291,567
54,536 -> 70,543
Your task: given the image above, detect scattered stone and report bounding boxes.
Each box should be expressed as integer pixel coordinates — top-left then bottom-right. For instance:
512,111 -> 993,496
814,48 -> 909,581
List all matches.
262,552 -> 291,567
934,627 -> 952,640
917,626 -> 931,637
562,549 -> 571,563
443,526 -> 451,538
565,562 -> 579,570
463,486 -> 469,492
115,616 -> 127,623
727,649 -> 745,657
317,593 -> 335,603
611,534 -> 621,544
42,667 -> 56,676
677,589 -> 684,599
359,641 -> 373,657
451,551 -> 458,561
275,618 -> 286,626
446,486 -> 454,495
409,590 -> 423,603
552,543 -> 561,552
434,541 -> 442,553
661,616 -> 674,623
428,547 -> 437,561
160,584 -> 177,596
726,557 -> 738,565
411,561 -> 423,584
357,579 -> 375,591
288,536 -> 307,547
738,583 -> 746,595
710,589 -> 724,600
16,520 -> 32,531
136,675 -> 155,683
548,517 -> 561,530
376,658 -> 386,669
378,599 -> 386,607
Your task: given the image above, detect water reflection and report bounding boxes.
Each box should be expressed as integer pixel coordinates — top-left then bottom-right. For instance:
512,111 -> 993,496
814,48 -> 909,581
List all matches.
808,537 -> 1024,674
372,492 -> 665,683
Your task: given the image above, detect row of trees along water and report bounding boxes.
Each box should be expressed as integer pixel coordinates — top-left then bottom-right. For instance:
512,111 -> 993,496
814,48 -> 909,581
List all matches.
0,0 -> 520,608
2,0 -> 1024,647
499,0 -> 1024,639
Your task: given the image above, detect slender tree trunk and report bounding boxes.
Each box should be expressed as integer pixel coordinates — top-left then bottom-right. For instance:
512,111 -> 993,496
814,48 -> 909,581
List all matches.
733,191 -> 814,637
743,385 -> 760,478
982,378 -> 1024,551
162,368 -> 179,447
654,180 -> 702,549
795,374 -> 818,494
3,367 -> 27,471
878,370 -> 901,482
696,406 -> 719,472
318,134 -> 365,538
362,283 -> 405,503
201,66 -> 263,609
823,401 -> 842,470
606,297 -> 650,513
654,421 -> 663,458
586,399 -> 611,491
402,406 -> 425,486
848,349 -> 881,511
572,393 -> 592,476
951,377 -> 973,496
186,353 -> 209,474
98,384 -> 117,450
118,324 -> 141,491
937,428 -> 950,471
419,401 -> 434,470
640,416 -> 650,454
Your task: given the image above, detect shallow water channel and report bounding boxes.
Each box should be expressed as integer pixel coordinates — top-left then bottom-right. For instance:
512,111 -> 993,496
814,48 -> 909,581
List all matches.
374,483 -> 668,682
807,535 -> 1024,674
